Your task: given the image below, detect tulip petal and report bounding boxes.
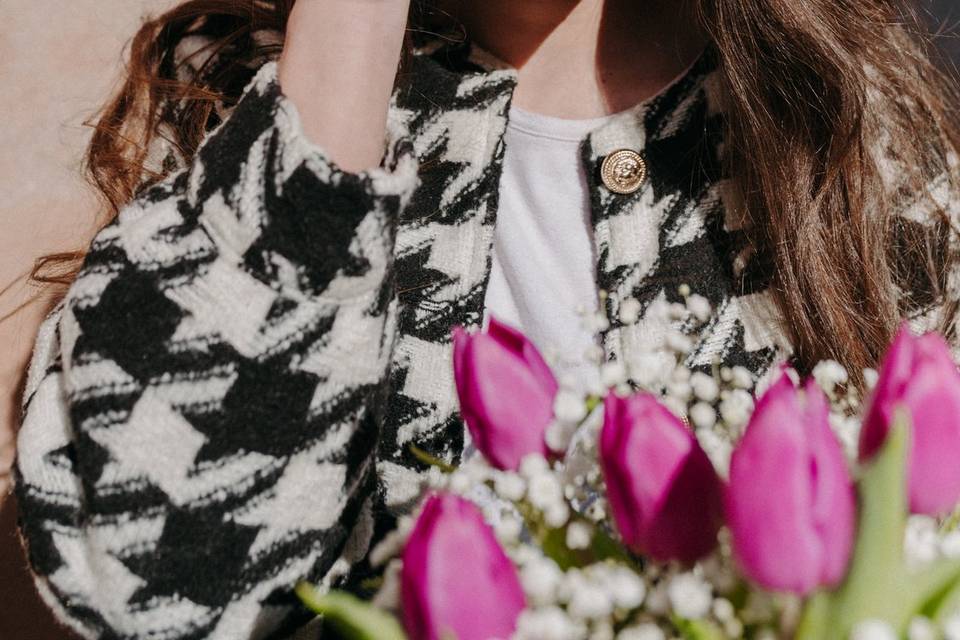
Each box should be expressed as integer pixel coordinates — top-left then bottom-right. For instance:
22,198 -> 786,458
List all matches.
452,326 -> 470,382
400,498 -> 441,640
901,334 -> 960,515
859,326 -> 915,461
600,395 -> 644,547
727,376 -> 829,594
601,393 -> 723,563
640,437 -> 724,563
401,494 -> 526,640
452,322 -> 558,470
802,381 -> 856,587
488,317 -> 558,396
860,328 -> 960,516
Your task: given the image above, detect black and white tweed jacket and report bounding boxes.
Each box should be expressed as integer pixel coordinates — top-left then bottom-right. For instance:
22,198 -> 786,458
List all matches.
13,38 -> 956,639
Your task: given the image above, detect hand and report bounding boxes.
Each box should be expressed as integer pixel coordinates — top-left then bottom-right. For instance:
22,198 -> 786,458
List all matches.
279,1 -> 413,173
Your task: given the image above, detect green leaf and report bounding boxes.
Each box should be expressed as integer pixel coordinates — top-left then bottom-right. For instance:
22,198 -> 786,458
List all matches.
908,559 -> 960,623
585,394 -> 602,414
408,445 -> 456,473
295,583 -> 408,640
589,526 -> 643,572
832,411 -> 911,627
793,591 -> 831,640
797,411 -> 911,639
672,615 -> 726,640
540,525 -> 580,570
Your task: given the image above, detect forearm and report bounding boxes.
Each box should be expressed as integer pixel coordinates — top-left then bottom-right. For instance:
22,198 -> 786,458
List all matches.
279,0 -> 411,173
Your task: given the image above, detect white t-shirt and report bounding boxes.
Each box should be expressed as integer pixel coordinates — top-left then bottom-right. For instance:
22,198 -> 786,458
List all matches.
482,107 -> 614,392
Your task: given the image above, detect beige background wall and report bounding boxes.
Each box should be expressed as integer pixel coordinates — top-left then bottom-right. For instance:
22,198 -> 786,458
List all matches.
0,2 -> 174,637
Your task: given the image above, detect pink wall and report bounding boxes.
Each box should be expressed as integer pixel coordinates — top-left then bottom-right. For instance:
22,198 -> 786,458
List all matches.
0,2 -> 175,637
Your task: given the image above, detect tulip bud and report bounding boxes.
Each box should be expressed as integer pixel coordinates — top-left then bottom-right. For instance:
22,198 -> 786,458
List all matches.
401,494 -> 526,640
726,375 -> 856,594
600,393 -> 724,563
453,318 -> 559,471
859,327 -> 960,516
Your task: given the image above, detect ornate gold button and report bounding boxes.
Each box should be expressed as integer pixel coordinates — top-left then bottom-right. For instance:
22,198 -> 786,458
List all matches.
601,149 -> 647,194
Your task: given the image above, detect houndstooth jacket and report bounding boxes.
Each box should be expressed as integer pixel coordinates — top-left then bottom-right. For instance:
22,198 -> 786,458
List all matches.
13,37 -> 956,640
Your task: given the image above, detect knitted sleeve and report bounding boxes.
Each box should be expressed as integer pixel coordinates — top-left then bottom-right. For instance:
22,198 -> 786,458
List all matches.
13,61 -> 417,640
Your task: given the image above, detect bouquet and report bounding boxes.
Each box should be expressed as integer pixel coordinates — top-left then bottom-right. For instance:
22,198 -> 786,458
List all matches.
295,291 -> 960,640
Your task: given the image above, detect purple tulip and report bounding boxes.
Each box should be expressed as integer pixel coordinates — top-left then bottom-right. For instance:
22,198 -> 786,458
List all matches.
859,326 -> 960,516
726,375 -> 856,595
400,493 -> 526,640
453,318 -> 559,471
600,392 -> 724,564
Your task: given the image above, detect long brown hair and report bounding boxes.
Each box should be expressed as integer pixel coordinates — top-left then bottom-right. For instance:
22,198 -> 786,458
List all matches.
37,0 -> 960,381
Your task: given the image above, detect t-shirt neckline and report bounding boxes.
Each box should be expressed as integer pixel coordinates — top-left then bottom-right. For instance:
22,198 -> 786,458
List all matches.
505,48 -> 708,143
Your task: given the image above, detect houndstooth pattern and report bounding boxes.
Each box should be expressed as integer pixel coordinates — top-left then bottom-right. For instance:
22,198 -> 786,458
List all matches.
16,61 -> 416,639
376,46 -> 519,513
583,54 -> 789,381
13,40 -> 956,639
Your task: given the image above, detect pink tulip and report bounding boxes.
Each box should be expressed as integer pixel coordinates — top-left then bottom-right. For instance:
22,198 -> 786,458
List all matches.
453,318 -> 559,471
600,393 -> 724,563
859,326 -> 960,516
400,494 -> 526,640
726,375 -> 856,595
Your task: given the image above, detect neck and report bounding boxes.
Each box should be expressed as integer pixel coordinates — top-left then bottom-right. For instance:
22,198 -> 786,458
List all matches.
437,0 -> 707,119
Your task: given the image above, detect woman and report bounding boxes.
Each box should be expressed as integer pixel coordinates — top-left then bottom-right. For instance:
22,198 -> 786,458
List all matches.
12,0 -> 960,638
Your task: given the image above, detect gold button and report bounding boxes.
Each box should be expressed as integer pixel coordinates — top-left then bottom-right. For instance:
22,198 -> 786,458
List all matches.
601,149 -> 647,194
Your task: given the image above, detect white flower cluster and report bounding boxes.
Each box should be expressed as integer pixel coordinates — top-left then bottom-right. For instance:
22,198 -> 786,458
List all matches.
366,286 -> 960,640
904,515 -> 960,568
850,613 -> 960,640
416,444 -> 780,638
507,535 -> 793,640
811,359 -> 876,460
595,289 -> 757,479
512,557 -> 648,640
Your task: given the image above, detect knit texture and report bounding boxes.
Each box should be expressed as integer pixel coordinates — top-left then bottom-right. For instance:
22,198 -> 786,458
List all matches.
14,39 -> 957,639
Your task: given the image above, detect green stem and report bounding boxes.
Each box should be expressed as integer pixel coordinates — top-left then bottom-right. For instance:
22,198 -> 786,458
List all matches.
295,584 -> 408,640
585,394 -> 602,414
408,445 -> 456,473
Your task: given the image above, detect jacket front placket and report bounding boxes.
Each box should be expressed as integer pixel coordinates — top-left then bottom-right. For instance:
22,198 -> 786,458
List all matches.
583,54 -> 785,382
377,44 -> 518,512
